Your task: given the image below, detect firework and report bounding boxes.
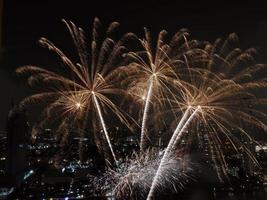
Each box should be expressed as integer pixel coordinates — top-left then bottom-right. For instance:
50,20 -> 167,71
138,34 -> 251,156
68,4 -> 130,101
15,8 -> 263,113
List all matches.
90,149 -> 194,200
121,28 -> 200,151
16,18 -> 136,163
147,33 -> 267,199
172,33 -> 267,166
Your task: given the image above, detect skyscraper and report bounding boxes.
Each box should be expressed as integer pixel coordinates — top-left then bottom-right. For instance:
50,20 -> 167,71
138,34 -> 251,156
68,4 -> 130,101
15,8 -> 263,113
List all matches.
6,104 -> 29,187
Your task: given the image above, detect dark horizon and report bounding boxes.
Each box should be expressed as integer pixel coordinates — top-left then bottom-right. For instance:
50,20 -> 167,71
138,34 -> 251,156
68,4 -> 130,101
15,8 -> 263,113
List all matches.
1,0 -> 267,130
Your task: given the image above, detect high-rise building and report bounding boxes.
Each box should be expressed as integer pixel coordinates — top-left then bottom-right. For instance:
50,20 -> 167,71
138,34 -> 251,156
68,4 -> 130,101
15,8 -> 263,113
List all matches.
6,104 -> 30,186
0,103 -> 30,198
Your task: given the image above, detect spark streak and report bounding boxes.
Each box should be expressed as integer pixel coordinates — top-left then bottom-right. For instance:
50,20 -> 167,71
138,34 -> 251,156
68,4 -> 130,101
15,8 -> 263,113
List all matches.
92,92 -> 117,163
171,106 -> 201,149
140,78 -> 154,152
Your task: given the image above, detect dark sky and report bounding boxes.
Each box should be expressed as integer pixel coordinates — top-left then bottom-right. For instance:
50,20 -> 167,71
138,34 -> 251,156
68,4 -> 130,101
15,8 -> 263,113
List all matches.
1,0 -> 267,130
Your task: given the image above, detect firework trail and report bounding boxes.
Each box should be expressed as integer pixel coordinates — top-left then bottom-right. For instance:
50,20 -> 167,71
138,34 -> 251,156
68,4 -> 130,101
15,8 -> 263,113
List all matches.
140,78 -> 154,152
146,107 -> 199,200
92,91 -> 117,163
147,33 -> 267,199
16,18 -> 136,163
171,107 -> 200,149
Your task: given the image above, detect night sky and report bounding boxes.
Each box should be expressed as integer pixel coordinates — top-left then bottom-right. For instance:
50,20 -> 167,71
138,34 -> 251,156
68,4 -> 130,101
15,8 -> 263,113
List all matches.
1,0 -> 267,130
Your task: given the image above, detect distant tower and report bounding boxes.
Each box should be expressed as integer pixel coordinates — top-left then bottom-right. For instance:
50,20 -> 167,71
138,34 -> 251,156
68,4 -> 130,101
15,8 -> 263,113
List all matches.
6,104 -> 29,186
